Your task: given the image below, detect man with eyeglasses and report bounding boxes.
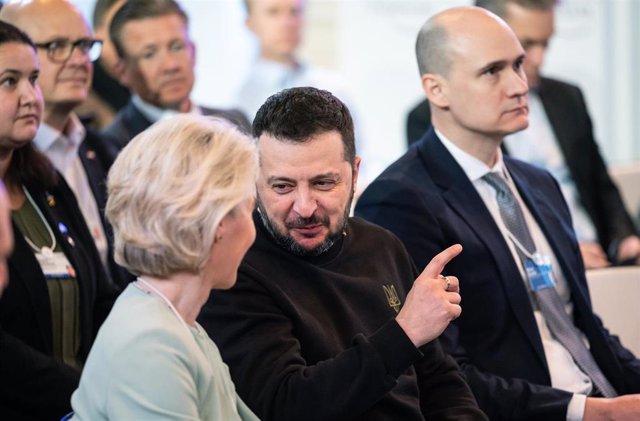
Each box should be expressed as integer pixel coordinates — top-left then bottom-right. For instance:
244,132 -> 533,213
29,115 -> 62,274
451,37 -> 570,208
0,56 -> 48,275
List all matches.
104,0 -> 249,151
0,0 -> 131,289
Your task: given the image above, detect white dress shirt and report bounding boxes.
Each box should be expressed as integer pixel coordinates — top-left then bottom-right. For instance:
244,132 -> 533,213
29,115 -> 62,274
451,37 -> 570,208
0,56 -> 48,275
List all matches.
235,58 -> 352,122
34,114 -> 108,268
437,129 -> 593,421
131,95 -> 203,124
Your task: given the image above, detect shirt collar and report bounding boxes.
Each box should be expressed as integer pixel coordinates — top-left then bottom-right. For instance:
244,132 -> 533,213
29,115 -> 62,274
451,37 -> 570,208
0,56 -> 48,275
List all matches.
131,94 -> 201,123
33,113 -> 86,152
253,57 -> 306,83
435,128 -> 509,182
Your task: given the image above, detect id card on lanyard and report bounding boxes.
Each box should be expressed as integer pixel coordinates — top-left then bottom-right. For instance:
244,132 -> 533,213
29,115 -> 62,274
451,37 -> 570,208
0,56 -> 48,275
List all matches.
35,248 -> 75,279
524,253 -> 556,292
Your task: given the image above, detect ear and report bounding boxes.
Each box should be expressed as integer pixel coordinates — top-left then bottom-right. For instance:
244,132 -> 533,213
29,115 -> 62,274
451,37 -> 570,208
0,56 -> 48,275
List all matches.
113,58 -> 130,87
352,156 -> 362,193
189,39 -> 196,65
422,73 -> 449,109
214,216 -> 228,243
246,15 -> 256,34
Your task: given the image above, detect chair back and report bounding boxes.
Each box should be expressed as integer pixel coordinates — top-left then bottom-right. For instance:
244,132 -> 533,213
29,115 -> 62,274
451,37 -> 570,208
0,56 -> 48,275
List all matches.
586,266 -> 640,355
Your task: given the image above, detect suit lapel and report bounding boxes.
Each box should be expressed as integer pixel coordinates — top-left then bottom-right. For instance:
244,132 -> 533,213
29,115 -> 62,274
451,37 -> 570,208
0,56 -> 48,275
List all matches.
537,78 -> 577,164
419,132 -> 547,366
505,161 -> 633,389
37,184 -> 96,355
123,102 -> 153,143
78,141 -> 107,218
507,162 -> 587,299
507,162 -> 596,324
9,220 -> 53,351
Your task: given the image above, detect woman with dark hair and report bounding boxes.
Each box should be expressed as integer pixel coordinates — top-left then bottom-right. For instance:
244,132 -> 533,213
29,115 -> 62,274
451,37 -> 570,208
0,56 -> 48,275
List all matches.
0,21 -> 117,421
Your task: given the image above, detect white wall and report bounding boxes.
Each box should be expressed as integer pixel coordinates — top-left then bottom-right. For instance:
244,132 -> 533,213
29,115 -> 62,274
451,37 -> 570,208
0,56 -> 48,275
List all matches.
74,0 -> 640,179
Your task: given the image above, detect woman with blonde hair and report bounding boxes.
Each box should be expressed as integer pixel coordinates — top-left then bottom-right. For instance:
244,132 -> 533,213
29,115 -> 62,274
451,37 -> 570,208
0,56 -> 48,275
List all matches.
70,115 -> 259,420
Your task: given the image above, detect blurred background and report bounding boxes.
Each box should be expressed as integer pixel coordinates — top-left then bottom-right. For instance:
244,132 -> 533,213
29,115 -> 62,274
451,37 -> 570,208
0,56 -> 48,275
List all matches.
72,0 -> 640,180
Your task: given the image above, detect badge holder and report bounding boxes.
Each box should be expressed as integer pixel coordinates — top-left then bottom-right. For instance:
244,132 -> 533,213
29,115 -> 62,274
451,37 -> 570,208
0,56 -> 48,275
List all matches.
525,253 -> 556,292
35,248 -> 74,279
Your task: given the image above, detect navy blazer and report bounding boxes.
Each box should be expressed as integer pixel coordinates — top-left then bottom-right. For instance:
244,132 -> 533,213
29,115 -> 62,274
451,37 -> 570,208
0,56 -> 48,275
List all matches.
405,78 -> 638,259
103,100 -> 251,151
356,129 -> 640,420
0,176 -> 118,421
79,127 -> 133,288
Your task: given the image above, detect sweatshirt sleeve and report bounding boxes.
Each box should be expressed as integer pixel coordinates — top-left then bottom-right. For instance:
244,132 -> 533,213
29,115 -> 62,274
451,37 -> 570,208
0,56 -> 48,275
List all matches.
199,264 -> 423,421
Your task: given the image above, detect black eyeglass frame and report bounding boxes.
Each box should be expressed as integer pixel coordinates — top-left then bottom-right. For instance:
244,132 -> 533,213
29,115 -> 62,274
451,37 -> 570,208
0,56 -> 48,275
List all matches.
34,38 -> 103,63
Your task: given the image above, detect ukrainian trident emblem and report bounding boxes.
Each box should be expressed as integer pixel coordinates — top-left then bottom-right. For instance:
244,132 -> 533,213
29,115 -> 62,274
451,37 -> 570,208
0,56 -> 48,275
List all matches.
383,284 -> 401,313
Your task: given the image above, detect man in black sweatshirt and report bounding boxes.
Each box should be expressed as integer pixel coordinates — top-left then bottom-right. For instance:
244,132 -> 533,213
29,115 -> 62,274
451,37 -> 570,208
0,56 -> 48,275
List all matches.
199,87 -> 487,421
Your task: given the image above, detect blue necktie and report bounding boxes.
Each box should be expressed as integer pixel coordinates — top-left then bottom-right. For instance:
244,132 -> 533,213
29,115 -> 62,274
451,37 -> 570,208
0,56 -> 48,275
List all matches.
484,172 -> 617,397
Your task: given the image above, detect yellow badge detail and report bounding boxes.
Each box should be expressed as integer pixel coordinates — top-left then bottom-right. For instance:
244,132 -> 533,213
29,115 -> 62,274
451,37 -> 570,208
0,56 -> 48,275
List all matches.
383,284 -> 401,313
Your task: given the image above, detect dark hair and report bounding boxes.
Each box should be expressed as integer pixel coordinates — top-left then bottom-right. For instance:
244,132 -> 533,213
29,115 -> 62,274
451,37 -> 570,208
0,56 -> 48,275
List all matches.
0,22 -> 55,188
0,20 -> 35,50
92,0 -> 123,29
6,144 -> 57,189
110,0 -> 189,58
475,0 -> 556,17
253,87 -> 356,164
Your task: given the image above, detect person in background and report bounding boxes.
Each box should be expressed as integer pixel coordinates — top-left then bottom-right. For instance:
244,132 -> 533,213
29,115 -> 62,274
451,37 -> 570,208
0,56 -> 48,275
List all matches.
0,0 -> 132,288
405,0 -> 640,269
0,20 -> 116,421
71,115 -> 259,421
76,0 -> 129,129
104,0 -> 249,150
237,0 -> 340,120
357,6 -> 640,420
237,0 -> 379,184
0,181 -> 12,297
200,87 -> 487,421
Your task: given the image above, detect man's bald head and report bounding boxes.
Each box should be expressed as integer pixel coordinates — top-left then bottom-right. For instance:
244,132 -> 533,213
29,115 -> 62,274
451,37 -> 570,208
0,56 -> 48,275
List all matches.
0,0 -> 87,34
416,6 -> 528,146
475,0 -> 556,19
415,6 -> 513,78
415,17 -> 449,77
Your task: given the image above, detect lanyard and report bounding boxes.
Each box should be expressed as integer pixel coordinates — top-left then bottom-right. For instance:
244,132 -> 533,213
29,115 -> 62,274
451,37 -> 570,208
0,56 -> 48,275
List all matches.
22,186 -> 57,256
505,229 -> 538,261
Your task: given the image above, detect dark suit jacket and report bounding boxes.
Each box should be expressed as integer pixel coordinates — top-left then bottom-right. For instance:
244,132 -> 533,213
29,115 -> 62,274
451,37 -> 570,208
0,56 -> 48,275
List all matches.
91,60 -> 130,113
405,78 -> 638,259
103,100 -> 251,151
79,127 -> 133,288
355,129 -> 640,420
0,176 -> 118,421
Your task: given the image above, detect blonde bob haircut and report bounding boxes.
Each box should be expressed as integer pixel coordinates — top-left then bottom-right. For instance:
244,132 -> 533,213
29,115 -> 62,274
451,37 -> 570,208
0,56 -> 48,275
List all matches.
106,115 -> 258,278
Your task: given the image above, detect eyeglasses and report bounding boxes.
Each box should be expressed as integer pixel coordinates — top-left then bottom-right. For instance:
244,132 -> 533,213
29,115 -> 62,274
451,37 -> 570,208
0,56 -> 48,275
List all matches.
34,38 -> 103,63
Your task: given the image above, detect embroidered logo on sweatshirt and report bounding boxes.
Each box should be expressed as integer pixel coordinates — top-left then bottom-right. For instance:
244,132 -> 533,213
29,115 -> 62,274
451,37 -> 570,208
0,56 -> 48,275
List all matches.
382,284 -> 401,313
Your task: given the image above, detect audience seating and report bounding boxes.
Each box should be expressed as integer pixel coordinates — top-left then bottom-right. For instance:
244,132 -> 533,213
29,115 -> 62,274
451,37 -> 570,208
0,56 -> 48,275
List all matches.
608,161 -> 640,228
586,266 -> 640,355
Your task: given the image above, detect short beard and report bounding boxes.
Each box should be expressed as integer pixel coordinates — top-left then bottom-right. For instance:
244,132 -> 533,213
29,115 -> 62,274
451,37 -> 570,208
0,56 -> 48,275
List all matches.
256,188 -> 354,257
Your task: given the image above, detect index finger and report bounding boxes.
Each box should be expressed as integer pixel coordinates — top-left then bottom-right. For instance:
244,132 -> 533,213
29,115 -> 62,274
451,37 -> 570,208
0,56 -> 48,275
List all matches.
421,244 -> 463,279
